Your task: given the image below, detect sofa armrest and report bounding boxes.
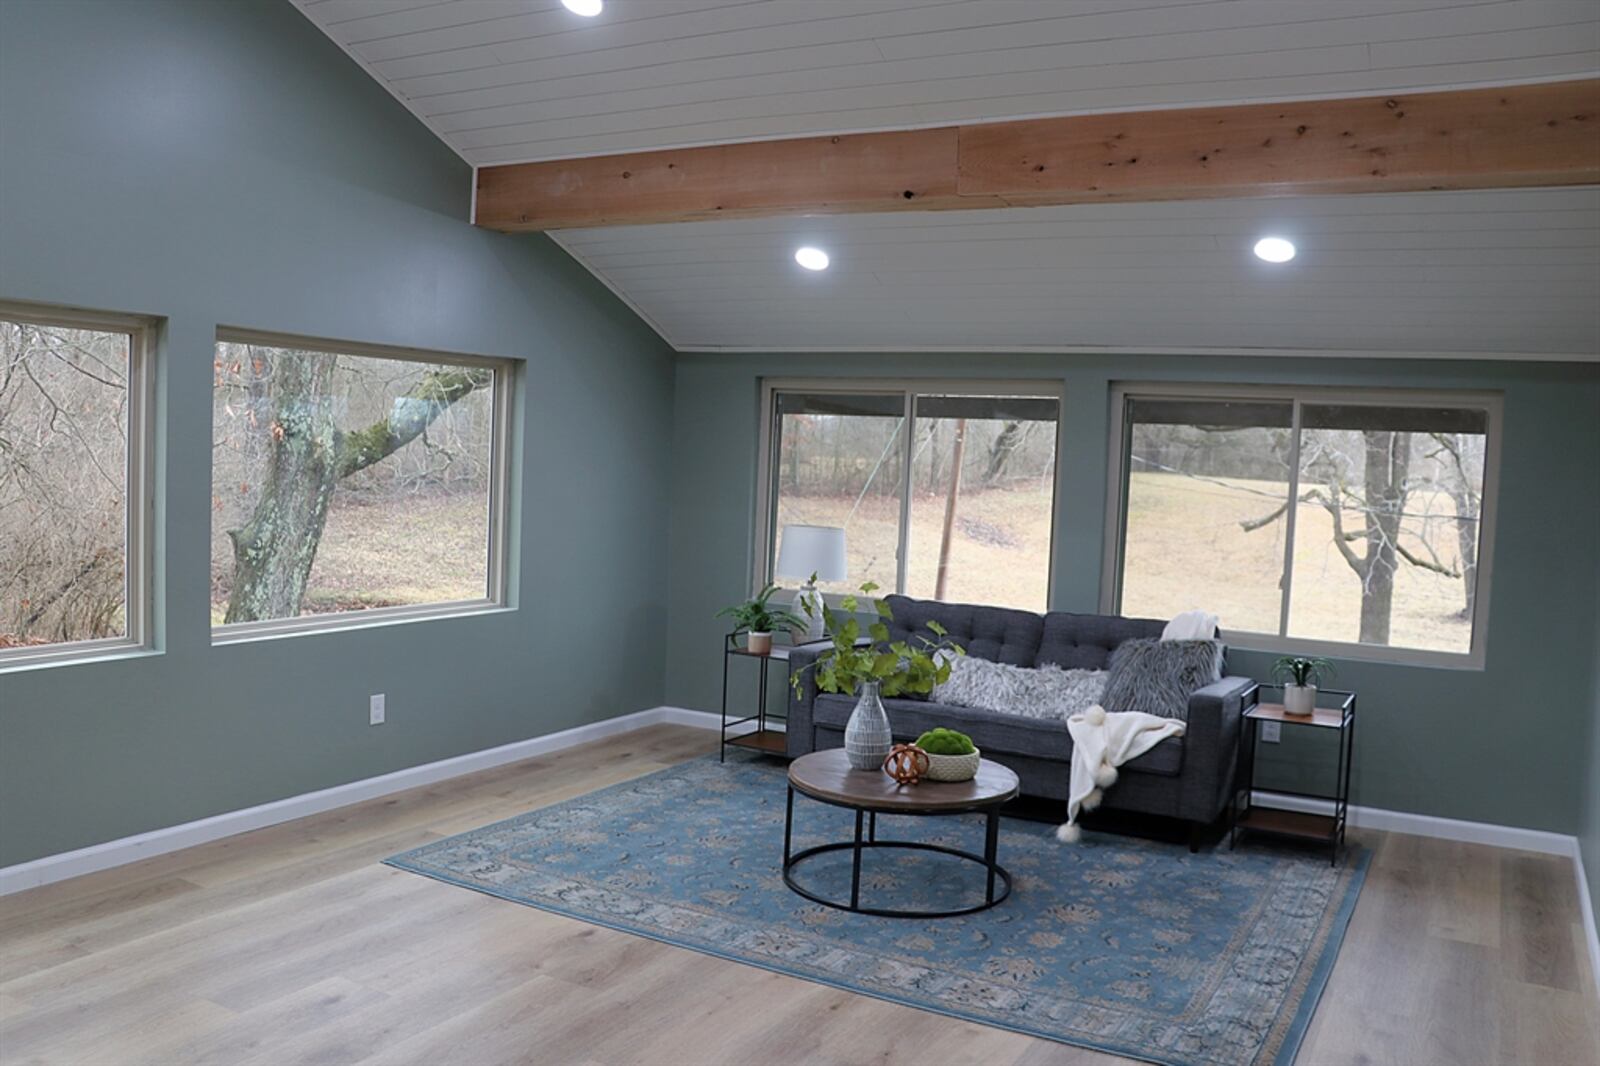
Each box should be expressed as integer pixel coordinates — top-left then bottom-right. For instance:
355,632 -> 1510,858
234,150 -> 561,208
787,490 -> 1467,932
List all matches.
1179,676 -> 1258,822
785,646 -> 824,759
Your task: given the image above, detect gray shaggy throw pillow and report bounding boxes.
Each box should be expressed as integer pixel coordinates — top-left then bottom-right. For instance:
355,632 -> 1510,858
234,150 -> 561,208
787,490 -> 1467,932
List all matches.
933,655 -> 1106,722
1101,638 -> 1224,723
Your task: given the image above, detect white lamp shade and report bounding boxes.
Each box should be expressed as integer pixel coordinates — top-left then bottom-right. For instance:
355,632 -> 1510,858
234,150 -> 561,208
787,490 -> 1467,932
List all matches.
774,525 -> 847,583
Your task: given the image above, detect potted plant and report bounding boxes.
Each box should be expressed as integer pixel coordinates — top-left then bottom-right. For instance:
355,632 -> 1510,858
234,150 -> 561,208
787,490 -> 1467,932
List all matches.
916,727 -> 981,782
716,584 -> 805,656
1272,656 -> 1335,716
791,582 -> 965,770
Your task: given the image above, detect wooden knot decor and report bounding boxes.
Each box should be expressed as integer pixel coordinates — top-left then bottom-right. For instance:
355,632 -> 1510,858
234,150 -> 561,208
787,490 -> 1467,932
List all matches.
883,744 -> 930,786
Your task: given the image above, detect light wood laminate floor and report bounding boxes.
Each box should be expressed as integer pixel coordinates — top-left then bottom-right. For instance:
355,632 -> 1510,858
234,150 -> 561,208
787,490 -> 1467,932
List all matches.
1,725 -> 1595,1065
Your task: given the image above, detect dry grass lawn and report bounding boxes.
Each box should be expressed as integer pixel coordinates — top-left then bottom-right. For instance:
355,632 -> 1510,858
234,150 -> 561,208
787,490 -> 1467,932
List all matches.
210,492 -> 488,622
207,474 -> 1474,655
777,483 -> 1056,612
780,472 -> 1474,653
1121,472 -> 1473,652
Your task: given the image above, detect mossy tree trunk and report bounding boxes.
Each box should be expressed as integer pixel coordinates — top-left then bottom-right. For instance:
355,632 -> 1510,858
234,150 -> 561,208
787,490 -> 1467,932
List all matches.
223,351 -> 489,624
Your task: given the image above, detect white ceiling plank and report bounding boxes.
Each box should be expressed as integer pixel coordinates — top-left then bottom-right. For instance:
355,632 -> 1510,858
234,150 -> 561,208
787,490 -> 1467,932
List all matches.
300,0 -> 1600,164
293,2 -> 1600,357
872,0 -> 1481,62
331,2 -> 563,43
349,0 -> 755,62
454,55 -> 1599,163
411,39 -> 883,116
362,0 -> 966,77
551,188 -> 1600,356
417,2 -> 1584,129
308,0 -> 463,27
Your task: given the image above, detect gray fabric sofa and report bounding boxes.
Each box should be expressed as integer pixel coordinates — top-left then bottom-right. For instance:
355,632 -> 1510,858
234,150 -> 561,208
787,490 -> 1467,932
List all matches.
786,595 -> 1258,848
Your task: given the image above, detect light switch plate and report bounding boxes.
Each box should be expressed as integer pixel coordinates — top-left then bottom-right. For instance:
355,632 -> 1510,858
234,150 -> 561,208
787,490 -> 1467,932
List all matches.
370,693 -> 385,726
1261,720 -> 1281,743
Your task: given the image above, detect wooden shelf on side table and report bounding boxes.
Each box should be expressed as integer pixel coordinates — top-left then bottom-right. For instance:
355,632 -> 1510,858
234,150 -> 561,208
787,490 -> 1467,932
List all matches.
724,729 -> 788,755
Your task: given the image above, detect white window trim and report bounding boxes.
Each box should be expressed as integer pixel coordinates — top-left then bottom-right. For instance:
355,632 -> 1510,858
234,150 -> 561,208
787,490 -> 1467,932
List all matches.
210,327 -> 514,645
0,301 -> 156,673
1101,381 -> 1503,670
753,377 -> 1065,603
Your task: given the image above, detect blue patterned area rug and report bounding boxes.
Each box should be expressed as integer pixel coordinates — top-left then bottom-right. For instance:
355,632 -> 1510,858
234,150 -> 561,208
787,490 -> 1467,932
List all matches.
386,755 -> 1367,1066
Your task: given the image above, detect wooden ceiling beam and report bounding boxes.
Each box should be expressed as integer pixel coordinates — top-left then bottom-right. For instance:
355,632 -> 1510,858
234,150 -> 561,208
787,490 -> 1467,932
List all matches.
474,79 -> 1600,232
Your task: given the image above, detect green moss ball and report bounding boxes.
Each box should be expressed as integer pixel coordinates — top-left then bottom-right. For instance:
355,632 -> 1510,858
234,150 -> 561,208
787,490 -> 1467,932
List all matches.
915,727 -> 976,755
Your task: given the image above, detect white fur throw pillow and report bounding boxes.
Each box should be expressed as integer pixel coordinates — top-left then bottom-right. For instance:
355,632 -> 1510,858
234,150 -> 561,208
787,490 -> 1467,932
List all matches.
932,655 -> 1107,721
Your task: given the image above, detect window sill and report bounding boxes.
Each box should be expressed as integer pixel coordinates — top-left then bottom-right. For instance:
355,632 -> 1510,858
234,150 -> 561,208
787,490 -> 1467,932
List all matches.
1219,630 -> 1485,671
0,641 -> 159,675
212,600 -> 513,646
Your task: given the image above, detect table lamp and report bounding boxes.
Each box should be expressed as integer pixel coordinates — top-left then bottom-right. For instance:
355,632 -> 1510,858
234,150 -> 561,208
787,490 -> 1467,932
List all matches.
774,525 -> 847,642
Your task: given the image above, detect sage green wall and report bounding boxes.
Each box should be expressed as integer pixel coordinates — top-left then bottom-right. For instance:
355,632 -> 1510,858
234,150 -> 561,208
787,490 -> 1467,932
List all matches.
0,0 -> 674,866
667,352 -> 1600,835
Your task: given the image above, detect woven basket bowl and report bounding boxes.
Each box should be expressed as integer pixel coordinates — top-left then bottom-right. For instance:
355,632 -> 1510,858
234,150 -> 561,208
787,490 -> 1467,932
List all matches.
923,748 -> 981,782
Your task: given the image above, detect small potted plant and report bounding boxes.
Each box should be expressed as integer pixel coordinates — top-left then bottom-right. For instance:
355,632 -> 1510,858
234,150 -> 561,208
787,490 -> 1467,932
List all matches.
1272,656 -> 1335,716
716,584 -> 805,656
791,582 -> 965,770
916,727 -> 980,782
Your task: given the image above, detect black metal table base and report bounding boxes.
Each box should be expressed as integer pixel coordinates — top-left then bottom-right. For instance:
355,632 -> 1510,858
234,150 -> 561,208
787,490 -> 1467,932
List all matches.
781,787 -> 1011,918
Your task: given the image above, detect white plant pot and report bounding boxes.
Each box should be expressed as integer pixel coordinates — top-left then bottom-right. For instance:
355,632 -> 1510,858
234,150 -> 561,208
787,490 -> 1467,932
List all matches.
1283,683 -> 1317,716
923,748 -> 981,782
746,631 -> 773,656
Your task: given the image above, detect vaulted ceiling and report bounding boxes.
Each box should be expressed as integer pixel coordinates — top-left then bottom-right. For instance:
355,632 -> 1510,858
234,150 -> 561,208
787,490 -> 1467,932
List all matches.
294,0 -> 1600,357
554,187 -> 1600,354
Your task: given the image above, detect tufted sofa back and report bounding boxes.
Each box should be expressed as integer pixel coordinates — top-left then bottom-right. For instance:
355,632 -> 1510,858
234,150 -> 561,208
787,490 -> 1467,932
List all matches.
882,595 -> 1165,671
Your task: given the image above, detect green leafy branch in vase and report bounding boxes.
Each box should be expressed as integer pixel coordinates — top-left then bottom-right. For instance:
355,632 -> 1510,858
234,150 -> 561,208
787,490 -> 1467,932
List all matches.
790,581 -> 966,698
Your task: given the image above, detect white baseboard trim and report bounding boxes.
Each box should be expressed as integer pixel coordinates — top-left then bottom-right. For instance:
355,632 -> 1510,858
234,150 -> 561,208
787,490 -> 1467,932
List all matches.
1253,789 -> 1599,999
655,706 -> 725,730
0,705 -> 719,896
1576,847 -> 1600,1002
1250,790 -> 1577,856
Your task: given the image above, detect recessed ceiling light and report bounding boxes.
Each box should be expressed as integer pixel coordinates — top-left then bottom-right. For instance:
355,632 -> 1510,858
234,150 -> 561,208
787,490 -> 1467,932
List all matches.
561,0 -> 603,16
1253,236 -> 1296,263
794,246 -> 830,271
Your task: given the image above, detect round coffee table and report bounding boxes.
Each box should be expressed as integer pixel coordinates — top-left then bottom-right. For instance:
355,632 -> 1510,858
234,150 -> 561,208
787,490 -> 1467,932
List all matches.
782,747 -> 1019,918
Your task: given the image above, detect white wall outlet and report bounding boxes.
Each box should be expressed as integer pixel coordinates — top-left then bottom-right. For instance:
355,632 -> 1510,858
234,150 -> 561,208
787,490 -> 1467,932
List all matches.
1260,720 -> 1281,743
369,693 -> 385,726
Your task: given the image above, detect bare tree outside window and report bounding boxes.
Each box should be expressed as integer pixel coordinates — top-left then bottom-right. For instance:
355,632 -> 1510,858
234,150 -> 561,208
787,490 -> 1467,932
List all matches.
211,338 -> 502,628
1115,391 -> 1493,658
766,387 -> 1059,612
0,317 -> 135,655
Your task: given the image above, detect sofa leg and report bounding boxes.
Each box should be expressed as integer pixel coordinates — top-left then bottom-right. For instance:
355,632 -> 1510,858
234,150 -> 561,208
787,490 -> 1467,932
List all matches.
1187,821 -> 1205,853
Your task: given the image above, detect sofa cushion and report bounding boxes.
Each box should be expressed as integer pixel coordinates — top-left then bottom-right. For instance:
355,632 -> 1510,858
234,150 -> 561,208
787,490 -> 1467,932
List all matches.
932,656 -> 1105,721
810,693 -> 1183,776
1102,638 -> 1224,723
882,595 -> 1042,666
1036,612 -> 1164,670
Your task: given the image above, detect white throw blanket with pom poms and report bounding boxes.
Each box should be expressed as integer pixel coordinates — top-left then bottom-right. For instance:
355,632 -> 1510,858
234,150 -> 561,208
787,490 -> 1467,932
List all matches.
1056,706 -> 1186,843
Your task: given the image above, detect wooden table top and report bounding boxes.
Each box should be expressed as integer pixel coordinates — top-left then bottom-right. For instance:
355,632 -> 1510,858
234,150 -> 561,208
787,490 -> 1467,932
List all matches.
787,748 -> 1020,813
1247,702 -> 1351,729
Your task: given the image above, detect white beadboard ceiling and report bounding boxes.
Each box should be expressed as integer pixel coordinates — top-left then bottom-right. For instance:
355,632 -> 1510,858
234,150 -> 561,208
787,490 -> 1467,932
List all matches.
294,0 -> 1600,358
554,188 -> 1600,355
294,0 -> 1600,166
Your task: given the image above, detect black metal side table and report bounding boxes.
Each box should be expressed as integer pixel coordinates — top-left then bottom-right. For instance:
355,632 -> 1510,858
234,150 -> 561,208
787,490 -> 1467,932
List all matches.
1230,687 -> 1356,865
719,633 -> 831,760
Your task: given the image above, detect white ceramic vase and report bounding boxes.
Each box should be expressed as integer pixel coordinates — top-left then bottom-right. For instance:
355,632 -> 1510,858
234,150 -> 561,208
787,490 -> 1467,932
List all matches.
843,680 -> 893,770
1283,683 -> 1317,716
